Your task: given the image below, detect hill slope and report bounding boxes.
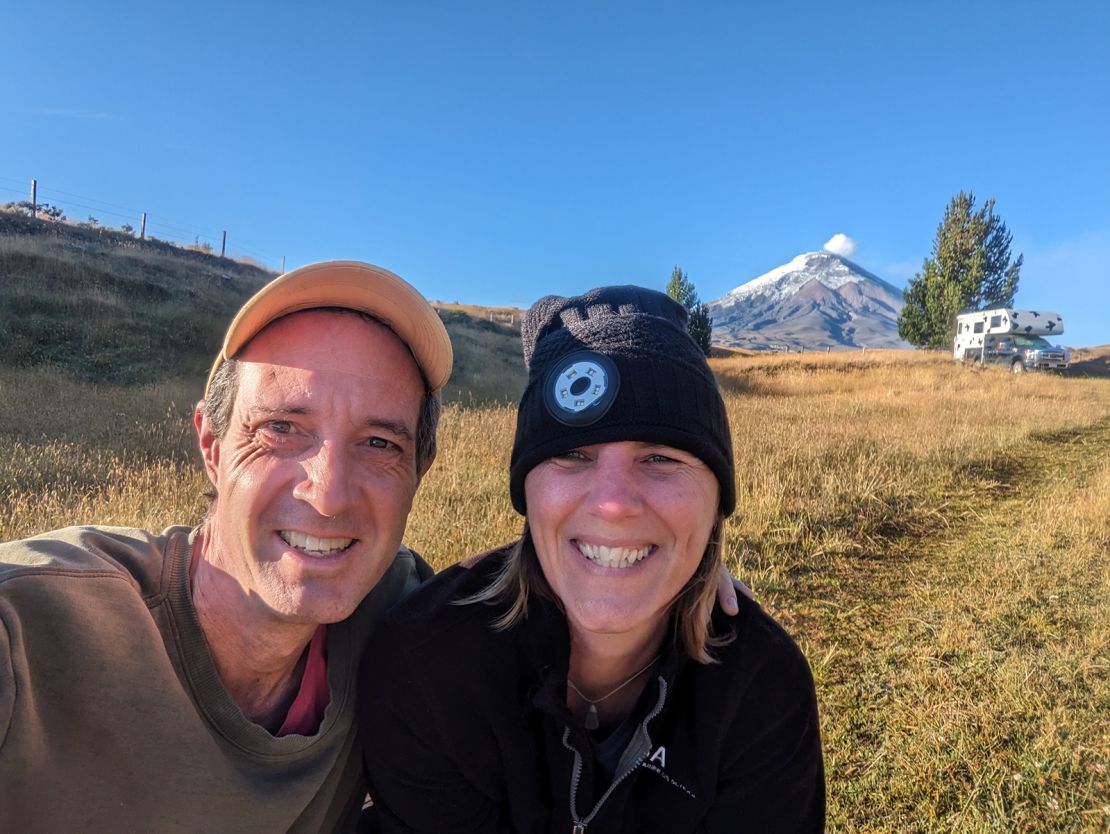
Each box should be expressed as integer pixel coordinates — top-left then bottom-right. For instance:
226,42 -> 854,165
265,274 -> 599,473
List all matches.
0,213 -> 275,383
0,213 -> 526,399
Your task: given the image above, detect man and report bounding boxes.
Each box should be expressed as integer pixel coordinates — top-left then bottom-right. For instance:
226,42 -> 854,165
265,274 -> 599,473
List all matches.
0,261 -> 452,832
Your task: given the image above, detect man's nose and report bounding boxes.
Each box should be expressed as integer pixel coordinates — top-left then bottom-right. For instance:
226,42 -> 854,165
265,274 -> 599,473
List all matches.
292,441 -> 356,518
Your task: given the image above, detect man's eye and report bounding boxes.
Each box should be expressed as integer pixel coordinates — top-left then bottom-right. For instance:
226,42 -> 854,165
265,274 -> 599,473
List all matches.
267,420 -> 293,434
645,453 -> 676,464
366,437 -> 396,450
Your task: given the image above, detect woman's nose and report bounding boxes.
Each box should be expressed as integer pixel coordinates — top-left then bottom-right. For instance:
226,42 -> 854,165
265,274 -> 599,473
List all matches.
587,451 -> 642,520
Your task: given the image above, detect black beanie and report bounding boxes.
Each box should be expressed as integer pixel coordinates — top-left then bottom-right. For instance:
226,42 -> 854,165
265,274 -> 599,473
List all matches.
509,285 -> 736,516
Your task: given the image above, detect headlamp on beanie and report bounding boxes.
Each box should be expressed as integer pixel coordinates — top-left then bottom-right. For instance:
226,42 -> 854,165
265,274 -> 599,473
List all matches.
543,351 -> 620,426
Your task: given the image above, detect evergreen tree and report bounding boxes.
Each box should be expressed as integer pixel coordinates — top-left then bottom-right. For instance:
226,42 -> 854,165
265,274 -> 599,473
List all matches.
666,266 -> 713,356
666,265 -> 698,309
687,302 -> 712,356
897,192 -> 1023,349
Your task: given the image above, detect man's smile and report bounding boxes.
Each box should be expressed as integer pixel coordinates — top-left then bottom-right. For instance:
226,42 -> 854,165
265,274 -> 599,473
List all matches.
278,530 -> 356,556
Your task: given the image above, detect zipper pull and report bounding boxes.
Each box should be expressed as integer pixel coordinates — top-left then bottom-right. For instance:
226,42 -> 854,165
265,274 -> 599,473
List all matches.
572,826 -> 586,834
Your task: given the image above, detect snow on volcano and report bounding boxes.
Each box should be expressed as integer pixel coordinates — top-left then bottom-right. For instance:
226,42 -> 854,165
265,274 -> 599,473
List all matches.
708,252 -> 909,351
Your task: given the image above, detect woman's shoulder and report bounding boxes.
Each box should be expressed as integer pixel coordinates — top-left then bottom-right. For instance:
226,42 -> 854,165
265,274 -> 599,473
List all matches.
372,542 -> 517,652
359,543 -> 525,725
704,594 -> 817,697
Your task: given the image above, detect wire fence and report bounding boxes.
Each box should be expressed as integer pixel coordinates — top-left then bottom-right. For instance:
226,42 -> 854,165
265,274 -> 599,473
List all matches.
0,175 -> 281,271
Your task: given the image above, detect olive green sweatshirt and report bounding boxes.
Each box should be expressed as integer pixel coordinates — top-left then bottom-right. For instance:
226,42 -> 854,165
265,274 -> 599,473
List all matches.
0,525 -> 424,833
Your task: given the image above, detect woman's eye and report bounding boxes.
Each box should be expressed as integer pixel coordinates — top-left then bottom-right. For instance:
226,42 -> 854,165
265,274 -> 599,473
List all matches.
557,449 -> 589,461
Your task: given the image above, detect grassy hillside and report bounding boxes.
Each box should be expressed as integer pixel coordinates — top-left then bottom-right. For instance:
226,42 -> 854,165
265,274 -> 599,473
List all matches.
0,213 -> 274,383
0,214 -> 527,400
1068,344 -> 1110,378
432,307 -> 526,404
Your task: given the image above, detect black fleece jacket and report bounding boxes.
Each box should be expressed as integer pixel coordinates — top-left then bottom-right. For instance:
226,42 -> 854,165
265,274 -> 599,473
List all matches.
358,546 -> 824,834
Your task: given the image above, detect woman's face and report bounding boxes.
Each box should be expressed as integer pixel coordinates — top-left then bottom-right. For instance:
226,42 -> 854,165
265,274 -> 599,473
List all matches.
524,441 -> 719,646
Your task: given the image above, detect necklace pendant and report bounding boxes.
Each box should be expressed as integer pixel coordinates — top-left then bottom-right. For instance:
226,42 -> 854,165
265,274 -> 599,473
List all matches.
584,704 -> 599,731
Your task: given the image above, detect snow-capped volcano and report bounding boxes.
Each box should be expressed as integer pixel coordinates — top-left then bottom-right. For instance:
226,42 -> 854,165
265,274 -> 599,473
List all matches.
708,252 -> 909,351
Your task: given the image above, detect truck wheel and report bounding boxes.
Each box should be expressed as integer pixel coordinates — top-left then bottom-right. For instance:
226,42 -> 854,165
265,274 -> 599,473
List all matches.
1011,360 -> 1024,374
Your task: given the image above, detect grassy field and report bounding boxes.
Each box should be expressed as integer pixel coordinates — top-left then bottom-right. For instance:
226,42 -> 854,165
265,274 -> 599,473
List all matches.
2,222 -> 1108,830
2,348 -> 1107,831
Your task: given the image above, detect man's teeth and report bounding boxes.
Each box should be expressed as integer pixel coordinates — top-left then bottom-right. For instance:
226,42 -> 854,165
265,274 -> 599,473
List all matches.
577,542 -> 653,569
280,531 -> 353,555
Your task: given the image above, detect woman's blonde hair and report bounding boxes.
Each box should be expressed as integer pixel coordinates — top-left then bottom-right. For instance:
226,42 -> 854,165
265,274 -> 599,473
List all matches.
463,518 -> 731,664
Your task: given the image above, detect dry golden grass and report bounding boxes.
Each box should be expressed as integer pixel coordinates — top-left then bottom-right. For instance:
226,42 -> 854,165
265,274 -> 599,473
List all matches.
2,350 -> 1108,831
0,367 -> 207,539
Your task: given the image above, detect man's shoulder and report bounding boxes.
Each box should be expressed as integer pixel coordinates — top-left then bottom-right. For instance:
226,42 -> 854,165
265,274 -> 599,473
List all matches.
0,524 -> 191,593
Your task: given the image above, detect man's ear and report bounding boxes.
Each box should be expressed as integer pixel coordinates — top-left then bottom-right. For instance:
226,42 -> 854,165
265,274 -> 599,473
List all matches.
194,400 -> 221,488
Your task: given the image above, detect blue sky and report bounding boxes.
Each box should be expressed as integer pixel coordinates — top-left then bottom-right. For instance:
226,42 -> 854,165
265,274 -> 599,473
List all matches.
2,1 -> 1108,345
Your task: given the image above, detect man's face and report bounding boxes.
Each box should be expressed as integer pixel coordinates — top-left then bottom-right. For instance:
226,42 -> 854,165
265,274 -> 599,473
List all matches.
197,310 -> 427,626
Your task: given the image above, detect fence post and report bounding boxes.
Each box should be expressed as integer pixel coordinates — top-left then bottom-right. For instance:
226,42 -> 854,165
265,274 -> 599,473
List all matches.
220,231 -> 227,258
140,212 -> 147,240
30,179 -> 37,219
281,255 -> 286,273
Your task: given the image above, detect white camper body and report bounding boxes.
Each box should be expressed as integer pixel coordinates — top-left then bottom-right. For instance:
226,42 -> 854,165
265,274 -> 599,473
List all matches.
953,308 -> 1070,372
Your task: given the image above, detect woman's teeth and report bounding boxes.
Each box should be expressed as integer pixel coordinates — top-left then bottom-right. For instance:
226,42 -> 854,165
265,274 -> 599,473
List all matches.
280,531 -> 353,556
577,542 -> 653,569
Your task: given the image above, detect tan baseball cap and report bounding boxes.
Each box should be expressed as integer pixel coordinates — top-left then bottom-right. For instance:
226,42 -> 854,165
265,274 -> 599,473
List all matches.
205,260 -> 453,395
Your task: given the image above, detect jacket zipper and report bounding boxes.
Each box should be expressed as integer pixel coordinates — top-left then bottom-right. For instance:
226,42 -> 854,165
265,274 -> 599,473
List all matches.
562,677 -> 669,833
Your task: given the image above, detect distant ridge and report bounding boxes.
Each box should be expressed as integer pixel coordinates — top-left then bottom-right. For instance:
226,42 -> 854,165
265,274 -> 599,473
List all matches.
708,251 -> 909,351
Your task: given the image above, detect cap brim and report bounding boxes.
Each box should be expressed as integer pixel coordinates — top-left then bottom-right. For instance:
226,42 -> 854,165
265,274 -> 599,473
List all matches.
205,260 -> 452,395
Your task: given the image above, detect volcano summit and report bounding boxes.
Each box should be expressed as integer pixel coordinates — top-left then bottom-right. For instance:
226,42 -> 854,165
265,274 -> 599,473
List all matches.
707,252 -> 909,351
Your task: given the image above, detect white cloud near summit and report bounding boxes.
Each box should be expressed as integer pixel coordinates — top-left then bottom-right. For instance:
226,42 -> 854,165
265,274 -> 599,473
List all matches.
823,233 -> 857,257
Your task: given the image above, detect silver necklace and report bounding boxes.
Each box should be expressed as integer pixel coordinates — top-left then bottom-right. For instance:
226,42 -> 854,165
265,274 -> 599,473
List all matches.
566,657 -> 659,731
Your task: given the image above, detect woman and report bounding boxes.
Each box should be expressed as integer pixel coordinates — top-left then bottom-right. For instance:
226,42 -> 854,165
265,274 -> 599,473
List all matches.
358,286 -> 824,833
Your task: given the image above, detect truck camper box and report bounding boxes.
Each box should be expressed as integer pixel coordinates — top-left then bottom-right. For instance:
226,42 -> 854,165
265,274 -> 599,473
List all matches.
962,309 -> 1063,337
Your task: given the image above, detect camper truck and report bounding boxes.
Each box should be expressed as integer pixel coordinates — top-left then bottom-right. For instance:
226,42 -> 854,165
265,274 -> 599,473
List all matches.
953,309 -> 1070,373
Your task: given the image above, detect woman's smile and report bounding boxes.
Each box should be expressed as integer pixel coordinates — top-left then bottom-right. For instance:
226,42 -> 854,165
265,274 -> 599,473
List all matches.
574,540 -> 655,569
